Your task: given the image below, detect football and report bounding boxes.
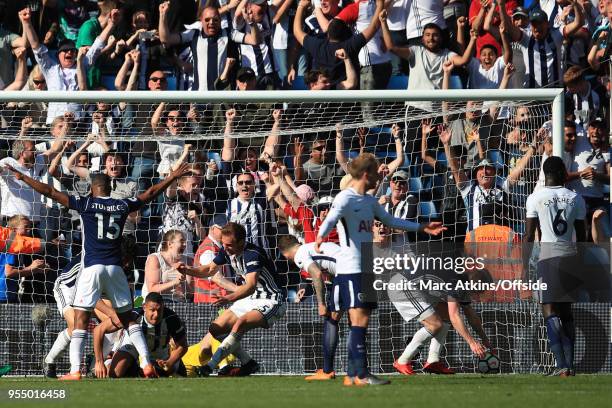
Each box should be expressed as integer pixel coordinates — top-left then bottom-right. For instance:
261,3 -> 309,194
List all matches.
477,352 -> 501,374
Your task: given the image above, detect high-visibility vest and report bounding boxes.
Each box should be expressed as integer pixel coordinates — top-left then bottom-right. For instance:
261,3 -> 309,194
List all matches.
0,227 -> 42,254
464,224 -> 529,302
193,237 -> 227,303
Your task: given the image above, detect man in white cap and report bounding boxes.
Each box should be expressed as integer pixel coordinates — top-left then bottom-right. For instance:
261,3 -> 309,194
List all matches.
379,169 -> 418,245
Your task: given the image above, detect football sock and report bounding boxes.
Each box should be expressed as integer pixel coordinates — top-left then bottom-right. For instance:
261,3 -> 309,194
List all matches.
323,317 -> 339,373
544,315 -> 568,369
427,322 -> 450,364
560,317 -> 575,370
346,329 -> 355,377
349,326 -> 367,379
128,324 -> 152,368
69,329 -> 87,373
209,332 -> 242,369
46,328 -> 71,364
398,327 -> 434,365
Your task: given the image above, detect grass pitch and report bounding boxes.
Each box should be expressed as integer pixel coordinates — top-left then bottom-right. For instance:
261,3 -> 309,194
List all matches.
1,375 -> 611,408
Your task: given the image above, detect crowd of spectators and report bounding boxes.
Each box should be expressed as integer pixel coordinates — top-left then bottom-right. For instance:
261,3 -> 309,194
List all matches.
0,0 -> 610,304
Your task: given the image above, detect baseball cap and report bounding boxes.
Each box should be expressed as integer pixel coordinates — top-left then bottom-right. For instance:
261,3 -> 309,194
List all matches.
529,9 -> 548,23
512,7 -> 528,18
58,39 -> 77,53
473,158 -> 497,170
390,169 -> 409,181
588,118 -> 606,129
236,67 -> 256,82
209,214 -> 228,228
249,0 -> 267,5
316,196 -> 334,209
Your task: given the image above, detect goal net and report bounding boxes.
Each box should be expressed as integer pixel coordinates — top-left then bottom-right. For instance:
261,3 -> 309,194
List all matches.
0,89 -> 609,376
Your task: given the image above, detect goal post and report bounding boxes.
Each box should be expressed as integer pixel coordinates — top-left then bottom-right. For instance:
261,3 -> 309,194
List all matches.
3,88 -> 610,378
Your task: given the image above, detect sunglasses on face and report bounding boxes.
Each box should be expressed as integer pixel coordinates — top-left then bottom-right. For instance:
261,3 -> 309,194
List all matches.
149,77 -> 167,83
392,179 -> 407,185
204,17 -> 220,22
33,79 -> 46,85
61,48 -> 77,54
313,145 -> 326,152
237,180 -> 254,186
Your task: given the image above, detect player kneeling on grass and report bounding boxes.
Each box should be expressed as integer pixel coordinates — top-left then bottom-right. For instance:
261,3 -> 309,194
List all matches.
93,292 -> 188,378
278,235 -> 342,380
525,156 -> 586,377
177,222 -> 287,376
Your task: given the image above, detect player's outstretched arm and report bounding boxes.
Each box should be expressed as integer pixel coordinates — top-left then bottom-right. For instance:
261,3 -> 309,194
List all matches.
211,271 -> 239,293
214,272 -> 258,305
373,202 -> 446,235
307,263 -> 327,316
461,304 -> 493,350
175,261 -> 219,279
3,164 -> 69,208
138,162 -> 191,204
93,318 -> 122,378
448,301 -> 486,358
160,334 -> 188,374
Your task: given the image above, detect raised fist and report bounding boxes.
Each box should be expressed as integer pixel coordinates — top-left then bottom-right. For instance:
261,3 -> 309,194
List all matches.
18,8 -> 32,24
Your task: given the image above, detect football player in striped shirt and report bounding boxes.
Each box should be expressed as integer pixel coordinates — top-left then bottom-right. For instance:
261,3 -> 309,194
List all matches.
315,153 -> 445,386
278,235 -> 341,380
177,222 -> 286,376
93,292 -> 188,378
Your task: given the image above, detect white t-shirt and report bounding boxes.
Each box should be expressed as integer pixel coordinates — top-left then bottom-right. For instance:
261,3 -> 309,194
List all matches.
568,136 -> 610,198
467,57 -> 506,89
294,242 -> 341,276
526,186 -> 586,260
406,45 -> 457,111
0,156 -> 46,221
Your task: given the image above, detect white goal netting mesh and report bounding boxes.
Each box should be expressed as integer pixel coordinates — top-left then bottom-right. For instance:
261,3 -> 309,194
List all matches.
0,92 -> 609,376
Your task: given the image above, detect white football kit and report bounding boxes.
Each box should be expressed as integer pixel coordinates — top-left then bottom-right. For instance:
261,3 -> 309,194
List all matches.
294,242 -> 341,277
526,186 -> 586,260
317,188 -> 421,275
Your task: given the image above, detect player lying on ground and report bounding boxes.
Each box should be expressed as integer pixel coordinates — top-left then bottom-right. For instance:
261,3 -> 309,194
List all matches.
177,222 -> 287,376
315,153 -> 446,386
44,237 -> 137,378
525,156 -> 586,377
278,235 -> 343,380
4,162 -> 191,380
93,292 -> 188,378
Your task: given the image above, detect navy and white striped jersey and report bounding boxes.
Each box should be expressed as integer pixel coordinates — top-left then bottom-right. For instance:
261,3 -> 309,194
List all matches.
317,188 -> 421,275
68,195 -> 142,268
232,14 -> 275,77
459,180 -> 510,232
133,306 -> 186,360
213,242 -> 284,301
226,197 -> 270,250
179,27 -> 240,91
55,258 -> 81,288
517,28 -> 564,88
294,242 -> 340,276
